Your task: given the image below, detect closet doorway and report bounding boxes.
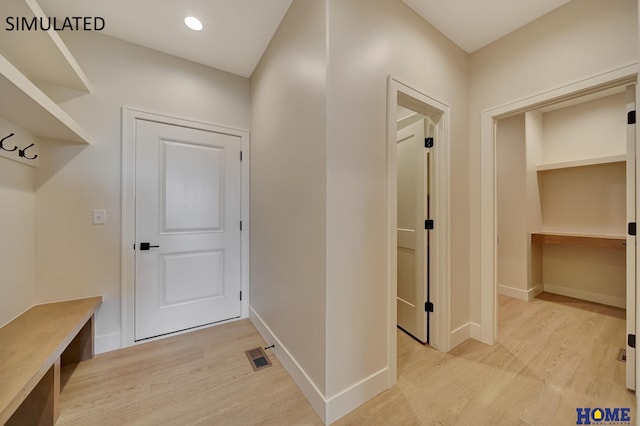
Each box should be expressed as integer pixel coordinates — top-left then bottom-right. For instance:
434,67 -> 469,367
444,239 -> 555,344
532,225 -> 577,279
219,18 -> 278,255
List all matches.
495,82 -> 636,390
386,76 -> 451,385
395,101 -> 435,344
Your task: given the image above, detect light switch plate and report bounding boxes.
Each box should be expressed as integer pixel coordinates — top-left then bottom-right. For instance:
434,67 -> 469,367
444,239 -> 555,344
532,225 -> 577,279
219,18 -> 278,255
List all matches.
93,209 -> 106,225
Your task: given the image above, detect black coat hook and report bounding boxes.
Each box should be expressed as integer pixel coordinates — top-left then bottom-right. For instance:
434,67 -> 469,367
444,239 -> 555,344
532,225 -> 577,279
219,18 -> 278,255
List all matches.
0,133 -> 17,152
18,143 -> 38,160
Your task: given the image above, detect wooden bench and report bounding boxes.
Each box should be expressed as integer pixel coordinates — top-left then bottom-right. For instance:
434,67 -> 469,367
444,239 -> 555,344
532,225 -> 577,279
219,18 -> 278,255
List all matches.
0,296 -> 102,425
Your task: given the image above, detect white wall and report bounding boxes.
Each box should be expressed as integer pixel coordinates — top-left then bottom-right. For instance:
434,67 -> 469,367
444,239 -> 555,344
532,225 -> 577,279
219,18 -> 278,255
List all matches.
0,157 -> 35,326
250,0 -> 469,420
33,32 -> 250,350
326,0 -> 469,402
496,115 -> 527,293
539,163 -> 626,235
250,0 -> 327,396
469,0 -> 638,324
525,111 -> 543,233
541,93 -> 627,164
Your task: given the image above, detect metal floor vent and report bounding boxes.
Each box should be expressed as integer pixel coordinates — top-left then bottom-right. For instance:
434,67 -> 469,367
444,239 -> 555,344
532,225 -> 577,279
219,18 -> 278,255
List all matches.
618,348 -> 626,362
245,347 -> 272,372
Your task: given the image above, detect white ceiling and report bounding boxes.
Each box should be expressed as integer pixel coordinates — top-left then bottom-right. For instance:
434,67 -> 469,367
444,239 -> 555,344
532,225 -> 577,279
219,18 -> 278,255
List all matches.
37,0 -> 294,78
37,0 -> 572,78
402,0 -> 571,53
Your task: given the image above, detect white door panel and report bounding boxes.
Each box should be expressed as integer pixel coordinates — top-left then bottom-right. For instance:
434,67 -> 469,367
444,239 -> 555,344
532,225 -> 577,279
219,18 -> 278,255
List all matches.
163,141 -> 223,231
397,118 -> 428,342
135,119 -> 241,340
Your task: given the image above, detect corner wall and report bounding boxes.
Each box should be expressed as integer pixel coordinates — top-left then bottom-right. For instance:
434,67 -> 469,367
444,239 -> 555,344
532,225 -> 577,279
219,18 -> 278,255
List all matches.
496,115 -> 527,297
325,0 -> 469,419
249,0 -> 327,403
0,158 -> 35,326
469,0 -> 638,326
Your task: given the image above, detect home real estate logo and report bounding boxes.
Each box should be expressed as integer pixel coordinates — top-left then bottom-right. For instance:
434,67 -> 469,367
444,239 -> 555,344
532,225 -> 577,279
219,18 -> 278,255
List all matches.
4,16 -> 105,31
576,407 -> 631,425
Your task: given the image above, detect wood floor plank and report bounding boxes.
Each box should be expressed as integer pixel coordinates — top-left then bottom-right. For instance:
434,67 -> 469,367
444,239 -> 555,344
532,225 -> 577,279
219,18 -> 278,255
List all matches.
336,294 -> 634,425
58,320 -> 322,426
59,294 -> 634,425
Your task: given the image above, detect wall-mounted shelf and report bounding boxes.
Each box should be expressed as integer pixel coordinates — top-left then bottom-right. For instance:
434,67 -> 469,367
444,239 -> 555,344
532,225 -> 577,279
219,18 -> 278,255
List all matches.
0,53 -> 91,144
536,155 -> 626,171
0,0 -> 91,92
531,232 -> 626,250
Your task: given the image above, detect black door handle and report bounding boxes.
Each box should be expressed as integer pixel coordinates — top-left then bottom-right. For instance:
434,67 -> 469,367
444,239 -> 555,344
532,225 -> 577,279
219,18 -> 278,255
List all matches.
139,242 -> 160,250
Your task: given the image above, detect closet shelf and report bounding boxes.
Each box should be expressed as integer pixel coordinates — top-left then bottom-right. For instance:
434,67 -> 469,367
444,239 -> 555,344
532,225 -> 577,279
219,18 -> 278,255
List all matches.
0,0 -> 91,92
536,155 -> 626,171
531,232 -> 625,250
0,53 -> 91,144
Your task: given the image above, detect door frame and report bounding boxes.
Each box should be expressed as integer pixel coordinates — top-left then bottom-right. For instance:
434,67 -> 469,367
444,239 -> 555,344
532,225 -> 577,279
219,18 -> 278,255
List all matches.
120,107 -> 250,348
387,76 -> 452,386
478,63 -> 638,345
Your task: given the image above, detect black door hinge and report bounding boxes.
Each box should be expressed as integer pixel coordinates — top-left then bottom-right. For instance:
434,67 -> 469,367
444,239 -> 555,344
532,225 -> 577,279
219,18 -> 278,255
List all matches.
425,137 -> 434,148
240,291 -> 243,301
629,110 -> 636,125
425,301 -> 434,312
629,334 -> 636,349
629,222 -> 636,236
425,219 -> 434,230
240,221 -> 243,231
240,151 -> 243,161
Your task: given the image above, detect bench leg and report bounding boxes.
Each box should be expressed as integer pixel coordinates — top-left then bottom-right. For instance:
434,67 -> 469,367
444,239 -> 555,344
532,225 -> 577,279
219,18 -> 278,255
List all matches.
61,314 -> 95,365
6,358 -> 60,426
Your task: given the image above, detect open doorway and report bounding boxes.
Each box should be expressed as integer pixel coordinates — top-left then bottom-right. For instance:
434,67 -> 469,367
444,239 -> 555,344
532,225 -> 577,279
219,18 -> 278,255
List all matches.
494,82 -> 636,390
396,102 -> 435,343
386,76 -> 451,386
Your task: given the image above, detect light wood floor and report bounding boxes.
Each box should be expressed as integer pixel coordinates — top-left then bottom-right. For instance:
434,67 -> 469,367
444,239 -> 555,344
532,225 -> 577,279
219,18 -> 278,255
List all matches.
59,293 -> 634,425
337,293 -> 634,425
58,320 -> 322,425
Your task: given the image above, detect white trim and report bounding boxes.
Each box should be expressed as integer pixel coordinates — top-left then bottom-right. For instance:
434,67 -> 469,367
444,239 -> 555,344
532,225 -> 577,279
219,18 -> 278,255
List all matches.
121,107 -> 250,348
325,368 -> 388,424
450,322 -> 482,349
544,284 -> 626,309
625,82 -> 637,391
497,284 -> 543,301
249,306 -> 327,423
479,63 -> 639,345
95,332 -> 121,354
470,322 -> 482,340
450,323 -> 470,348
387,75 -> 452,387
250,305 -> 388,425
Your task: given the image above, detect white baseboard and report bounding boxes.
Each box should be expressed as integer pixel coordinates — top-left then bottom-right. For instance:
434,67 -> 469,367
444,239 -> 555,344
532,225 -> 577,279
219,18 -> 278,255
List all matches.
326,368 -> 388,424
498,284 -> 543,301
544,284 -> 625,308
450,323 -> 470,348
249,306 -> 390,425
95,332 -> 121,354
470,322 -> 481,340
450,322 -> 482,349
529,286 -> 544,300
249,306 -> 327,423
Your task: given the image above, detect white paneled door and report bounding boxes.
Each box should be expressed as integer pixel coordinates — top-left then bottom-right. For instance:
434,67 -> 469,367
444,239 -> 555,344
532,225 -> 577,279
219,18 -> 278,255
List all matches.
397,117 -> 429,343
134,119 -> 242,340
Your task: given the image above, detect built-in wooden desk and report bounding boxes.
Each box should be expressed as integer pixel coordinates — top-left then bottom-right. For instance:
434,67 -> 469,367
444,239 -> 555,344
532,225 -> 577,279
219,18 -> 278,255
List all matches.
0,296 -> 102,425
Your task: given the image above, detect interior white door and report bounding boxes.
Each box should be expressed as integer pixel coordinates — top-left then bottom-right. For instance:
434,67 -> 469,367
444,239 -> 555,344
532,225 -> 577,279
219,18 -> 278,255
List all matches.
397,117 -> 429,343
135,119 -> 242,341
627,84 -> 637,390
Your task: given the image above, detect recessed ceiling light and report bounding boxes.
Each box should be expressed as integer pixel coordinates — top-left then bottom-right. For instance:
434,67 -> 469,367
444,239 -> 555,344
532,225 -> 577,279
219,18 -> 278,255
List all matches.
184,16 -> 203,31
